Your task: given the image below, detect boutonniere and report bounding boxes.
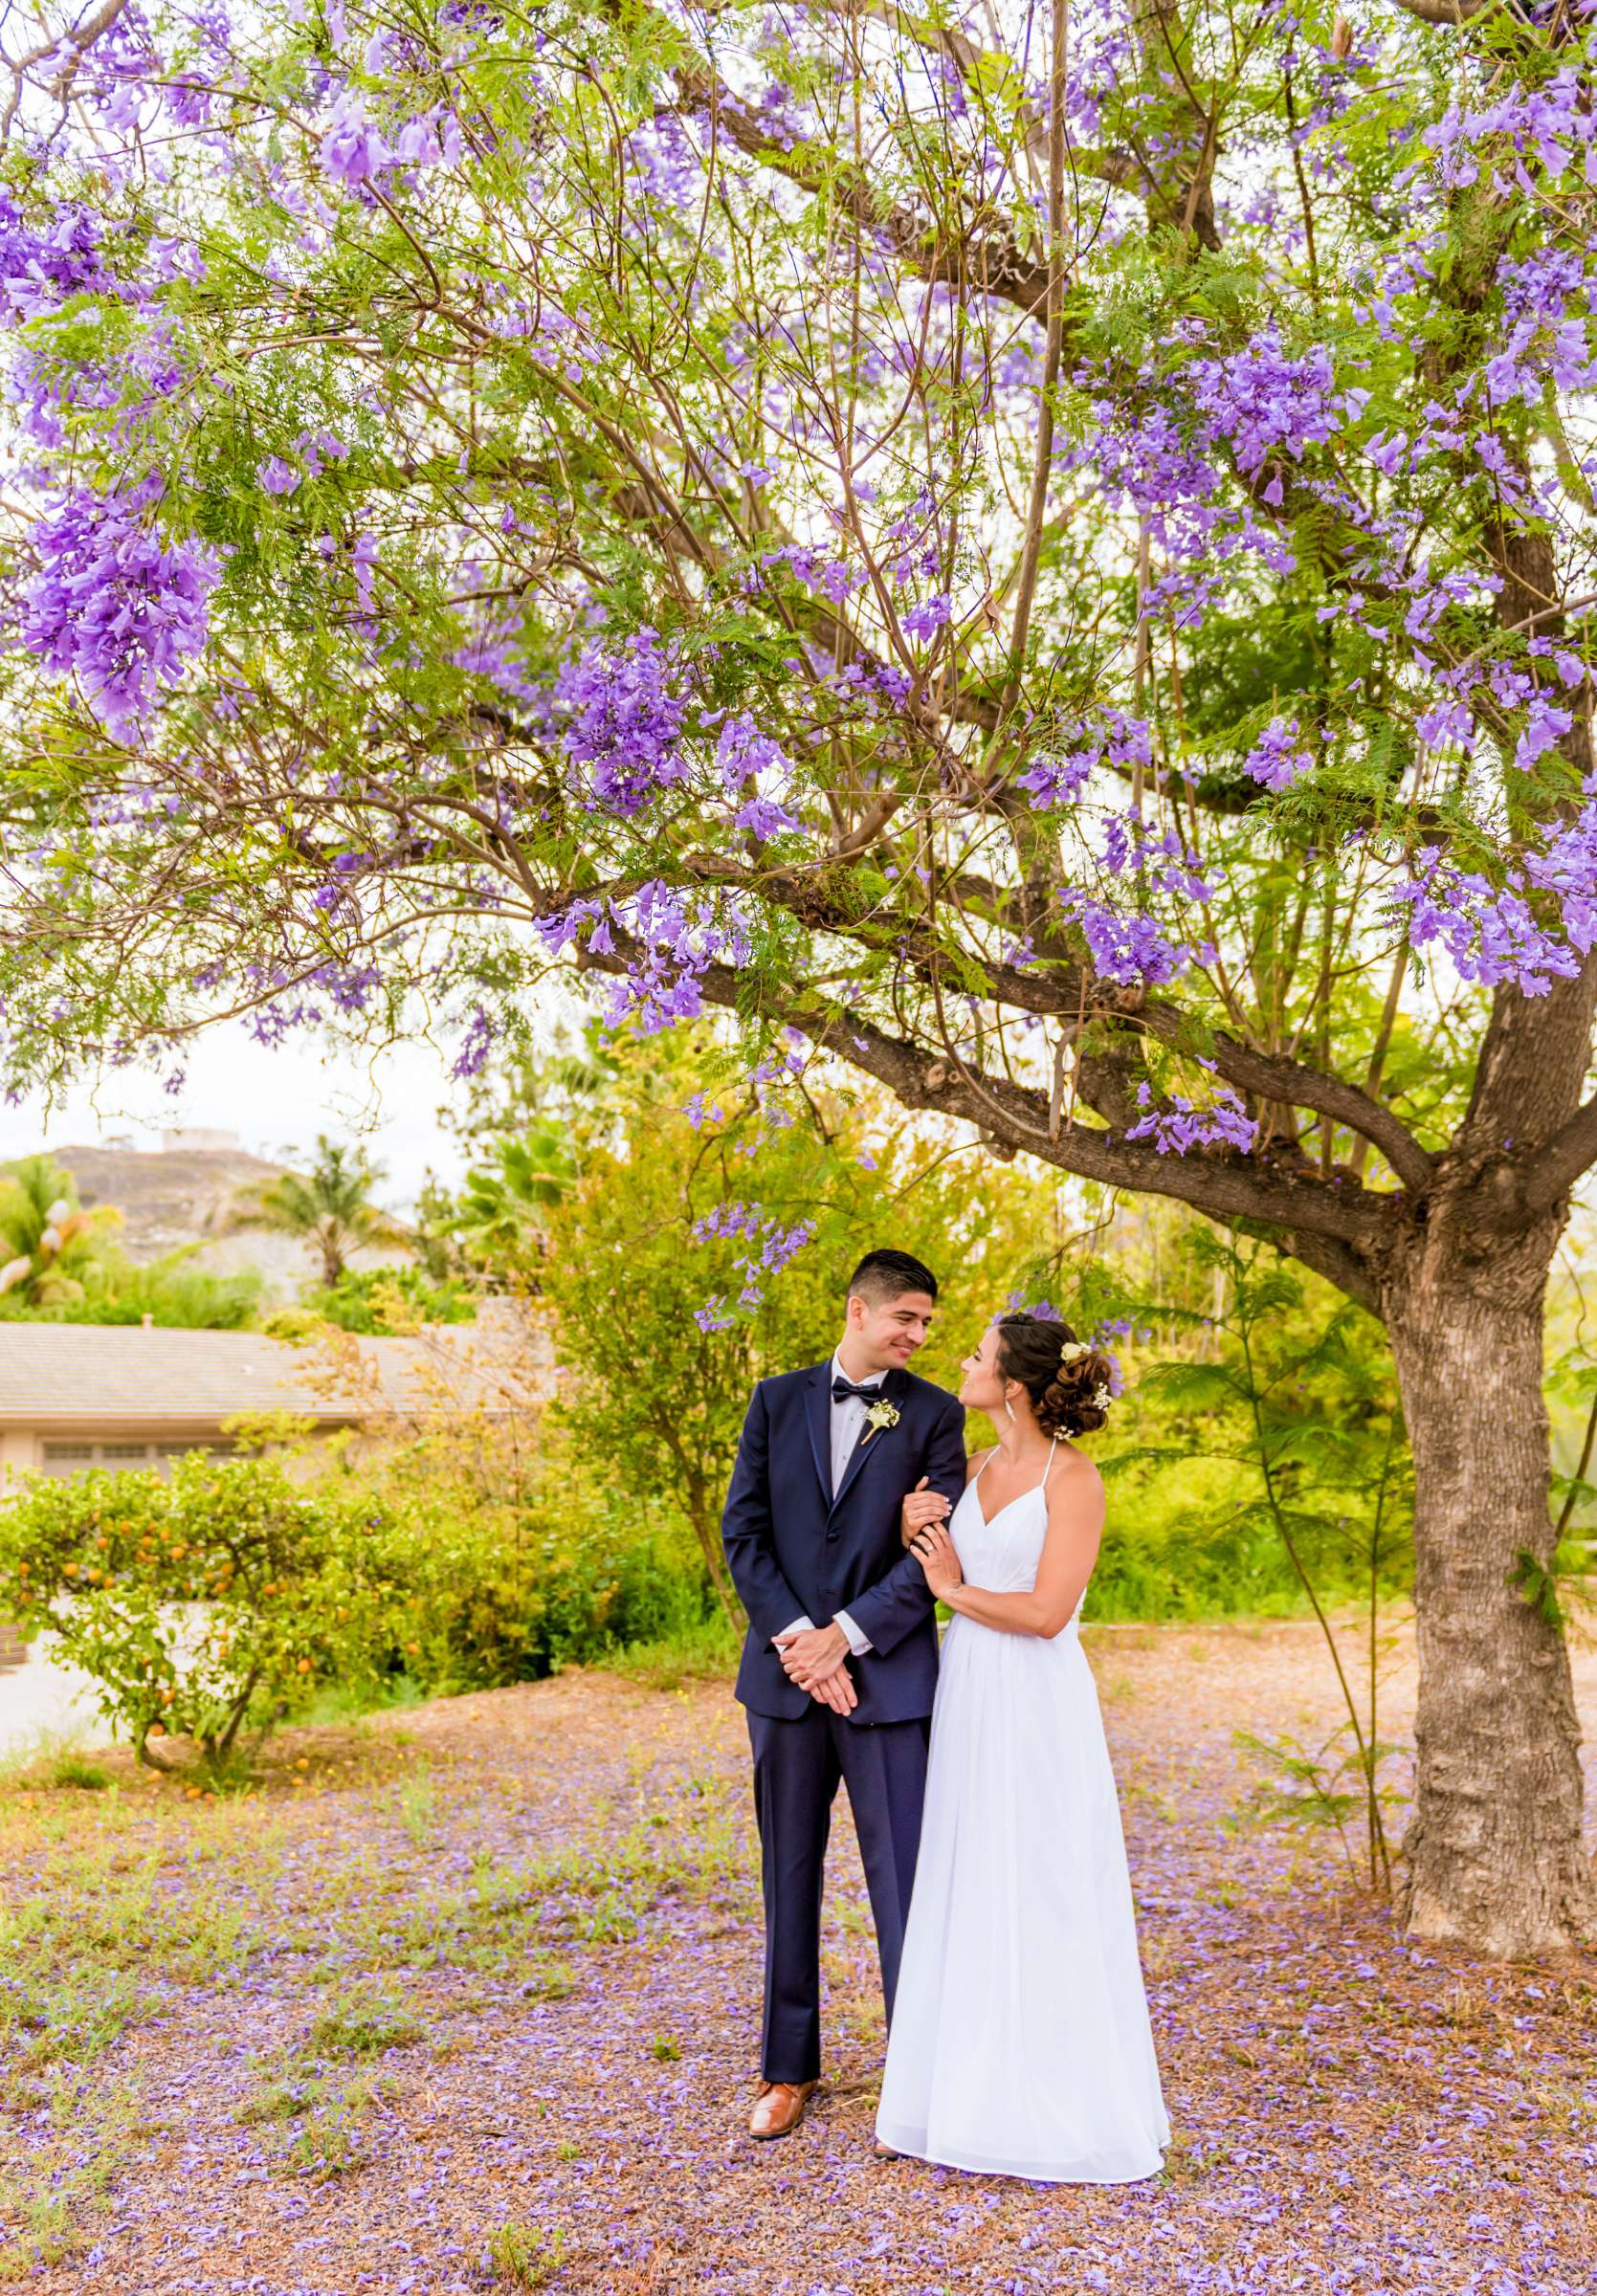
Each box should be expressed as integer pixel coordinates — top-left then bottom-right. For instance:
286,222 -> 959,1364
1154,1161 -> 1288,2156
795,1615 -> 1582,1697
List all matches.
861,1399 -> 900,1444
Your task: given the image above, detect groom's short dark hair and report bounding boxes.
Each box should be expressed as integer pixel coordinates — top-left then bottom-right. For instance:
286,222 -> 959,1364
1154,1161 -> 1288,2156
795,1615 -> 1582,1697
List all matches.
847,1248 -> 938,1303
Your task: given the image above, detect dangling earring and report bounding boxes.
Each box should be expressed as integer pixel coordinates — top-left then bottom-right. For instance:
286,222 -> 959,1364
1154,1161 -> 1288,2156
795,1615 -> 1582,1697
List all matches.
1003,1393 -> 1016,1423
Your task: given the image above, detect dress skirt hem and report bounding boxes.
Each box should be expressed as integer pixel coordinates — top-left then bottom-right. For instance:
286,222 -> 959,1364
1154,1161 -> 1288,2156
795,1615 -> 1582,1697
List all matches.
875,2119 -> 1168,2186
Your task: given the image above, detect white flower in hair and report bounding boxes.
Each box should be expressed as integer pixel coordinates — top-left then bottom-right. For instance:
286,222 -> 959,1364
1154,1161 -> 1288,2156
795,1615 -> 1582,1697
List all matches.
1059,1340 -> 1091,1363
1092,1382 -> 1113,1411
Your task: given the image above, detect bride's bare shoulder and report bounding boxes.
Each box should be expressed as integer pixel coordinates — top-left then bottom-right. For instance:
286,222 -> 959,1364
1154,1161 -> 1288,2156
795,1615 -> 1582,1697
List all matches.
964,1446 -> 995,1486
1049,1443 -> 1105,1509
1057,1441 -> 1102,1480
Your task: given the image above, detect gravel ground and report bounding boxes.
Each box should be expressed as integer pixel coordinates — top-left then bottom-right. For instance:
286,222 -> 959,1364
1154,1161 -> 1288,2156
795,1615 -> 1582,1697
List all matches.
2,1617 -> 1595,2295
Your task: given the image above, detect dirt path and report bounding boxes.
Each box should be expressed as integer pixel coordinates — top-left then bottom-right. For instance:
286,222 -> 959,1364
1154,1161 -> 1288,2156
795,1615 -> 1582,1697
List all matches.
2,1618 -> 1595,2294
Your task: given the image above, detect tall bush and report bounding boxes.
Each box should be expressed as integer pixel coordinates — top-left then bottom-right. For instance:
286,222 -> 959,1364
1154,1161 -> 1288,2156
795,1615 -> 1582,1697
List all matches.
0,1454 -> 401,1774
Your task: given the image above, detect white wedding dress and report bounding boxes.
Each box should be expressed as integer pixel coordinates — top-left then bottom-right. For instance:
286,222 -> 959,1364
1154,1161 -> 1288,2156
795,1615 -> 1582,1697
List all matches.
875,1439 -> 1170,2182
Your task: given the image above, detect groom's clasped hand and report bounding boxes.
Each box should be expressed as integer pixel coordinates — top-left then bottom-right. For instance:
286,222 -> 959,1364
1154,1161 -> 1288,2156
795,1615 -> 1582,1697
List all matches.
770,1618 -> 856,1711
772,1473 -> 953,1711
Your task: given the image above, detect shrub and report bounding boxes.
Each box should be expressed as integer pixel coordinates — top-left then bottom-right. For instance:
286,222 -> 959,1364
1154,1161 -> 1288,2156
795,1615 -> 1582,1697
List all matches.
0,1240 -> 263,1328
295,1264 -> 477,1334
0,1452 -> 404,1774
373,1430 -> 718,1693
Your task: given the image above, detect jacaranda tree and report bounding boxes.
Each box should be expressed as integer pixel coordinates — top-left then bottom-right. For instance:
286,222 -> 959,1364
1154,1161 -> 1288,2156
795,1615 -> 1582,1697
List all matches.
2,0 -> 1596,1954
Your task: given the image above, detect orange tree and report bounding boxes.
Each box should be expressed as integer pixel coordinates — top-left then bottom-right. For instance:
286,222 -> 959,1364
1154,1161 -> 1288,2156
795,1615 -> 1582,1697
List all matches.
0,1453 -> 401,1775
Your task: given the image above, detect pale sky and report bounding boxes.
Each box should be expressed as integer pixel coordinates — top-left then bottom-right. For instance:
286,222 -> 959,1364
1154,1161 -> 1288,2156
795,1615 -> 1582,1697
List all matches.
0,1020 -> 496,1215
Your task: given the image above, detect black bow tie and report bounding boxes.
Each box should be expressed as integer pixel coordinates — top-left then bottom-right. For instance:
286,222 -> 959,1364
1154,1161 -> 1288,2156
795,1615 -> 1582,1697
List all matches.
832,1376 -> 885,1403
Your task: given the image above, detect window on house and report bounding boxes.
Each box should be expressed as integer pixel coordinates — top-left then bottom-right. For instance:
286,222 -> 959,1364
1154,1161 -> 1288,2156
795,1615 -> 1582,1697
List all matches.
36,1439 -> 235,1478
38,1444 -> 96,1475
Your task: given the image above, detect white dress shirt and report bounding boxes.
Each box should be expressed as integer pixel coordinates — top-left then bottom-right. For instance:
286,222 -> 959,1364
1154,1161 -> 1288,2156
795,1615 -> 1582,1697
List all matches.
777,1353 -> 881,1660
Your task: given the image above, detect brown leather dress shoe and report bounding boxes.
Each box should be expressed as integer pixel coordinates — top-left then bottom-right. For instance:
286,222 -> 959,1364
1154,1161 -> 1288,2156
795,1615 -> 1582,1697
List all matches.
748,2079 -> 817,2140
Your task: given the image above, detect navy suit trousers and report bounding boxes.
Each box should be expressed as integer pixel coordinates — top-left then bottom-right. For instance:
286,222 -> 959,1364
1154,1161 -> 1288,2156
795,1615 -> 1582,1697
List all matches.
748,1703 -> 930,2085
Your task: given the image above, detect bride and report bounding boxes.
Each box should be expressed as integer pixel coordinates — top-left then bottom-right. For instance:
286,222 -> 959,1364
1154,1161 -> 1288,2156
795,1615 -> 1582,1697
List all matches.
875,1311 -> 1170,2183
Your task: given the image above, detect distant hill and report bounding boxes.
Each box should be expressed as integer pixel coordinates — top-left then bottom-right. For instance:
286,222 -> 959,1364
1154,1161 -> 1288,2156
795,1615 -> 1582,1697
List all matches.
51,1135 -> 290,1259
37,1132 -> 414,1298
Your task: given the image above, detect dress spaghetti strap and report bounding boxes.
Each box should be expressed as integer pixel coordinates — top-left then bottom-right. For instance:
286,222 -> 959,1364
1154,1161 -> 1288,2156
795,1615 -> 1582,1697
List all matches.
1040,1433 -> 1061,1490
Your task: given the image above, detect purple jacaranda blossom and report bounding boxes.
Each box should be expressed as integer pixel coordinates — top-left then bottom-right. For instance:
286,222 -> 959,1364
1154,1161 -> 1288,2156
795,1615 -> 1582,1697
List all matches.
451,1004 -> 493,1080
750,79 -> 812,150
1127,1080 -> 1258,1156
1243,717 -> 1315,792
452,610 -> 542,712
1022,708 -> 1154,807
900,593 -> 951,643
351,528 -> 379,608
627,110 -> 702,208
391,105 -> 467,168
552,630 -> 690,817
21,479 -> 222,733
1523,794 -> 1597,955
1004,1292 -> 1062,1321
693,1203 -> 765,1244
1416,695 -> 1474,751
1061,892 -> 1195,985
717,714 -> 802,837
1511,694 -> 1573,772
1393,846 -> 1583,996
1188,335 -> 1341,475
760,541 -> 859,606
535,879 -> 752,1034
694,1201 -> 815,1317
1090,1322 -> 1149,1391
0,195 -> 110,321
319,95 -> 393,187
734,793 -> 802,838
1099,814 -> 1212,903
258,454 -> 299,496
295,428 -> 349,476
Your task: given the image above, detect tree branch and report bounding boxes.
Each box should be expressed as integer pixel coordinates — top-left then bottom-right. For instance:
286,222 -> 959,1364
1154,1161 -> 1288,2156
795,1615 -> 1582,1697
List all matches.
1173,1030 -> 1435,1195
1383,0 -> 1488,21
675,851 -> 1434,1186
1520,1092 -> 1597,1217
579,937 -> 1396,1267
650,19 -> 1054,320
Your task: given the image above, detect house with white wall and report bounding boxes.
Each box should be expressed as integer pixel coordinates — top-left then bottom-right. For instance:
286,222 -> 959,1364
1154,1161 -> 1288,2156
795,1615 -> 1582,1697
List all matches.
0,1303 -> 553,1490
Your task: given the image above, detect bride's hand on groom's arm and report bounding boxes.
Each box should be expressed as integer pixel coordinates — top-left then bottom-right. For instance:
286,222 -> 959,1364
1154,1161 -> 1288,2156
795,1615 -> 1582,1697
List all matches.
900,1474 -> 952,1549
909,1523 -> 964,1602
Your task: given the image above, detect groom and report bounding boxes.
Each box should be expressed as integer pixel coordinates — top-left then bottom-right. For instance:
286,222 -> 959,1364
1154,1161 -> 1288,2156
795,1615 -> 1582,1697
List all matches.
721,1248 -> 966,2139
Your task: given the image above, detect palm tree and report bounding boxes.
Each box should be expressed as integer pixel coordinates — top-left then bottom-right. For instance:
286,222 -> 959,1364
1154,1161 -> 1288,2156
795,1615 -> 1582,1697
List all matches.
453,1120 -> 578,1269
233,1136 -> 411,1288
0,1155 -> 115,1306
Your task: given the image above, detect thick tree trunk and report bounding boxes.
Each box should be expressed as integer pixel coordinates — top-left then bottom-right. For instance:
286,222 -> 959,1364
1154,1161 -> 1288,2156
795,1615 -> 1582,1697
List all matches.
1386,1215 -> 1597,1956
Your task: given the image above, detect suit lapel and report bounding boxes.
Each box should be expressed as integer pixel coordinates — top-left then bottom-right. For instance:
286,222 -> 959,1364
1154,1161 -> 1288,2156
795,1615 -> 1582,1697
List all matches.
803,1364 -> 832,1504
830,1366 -> 904,1517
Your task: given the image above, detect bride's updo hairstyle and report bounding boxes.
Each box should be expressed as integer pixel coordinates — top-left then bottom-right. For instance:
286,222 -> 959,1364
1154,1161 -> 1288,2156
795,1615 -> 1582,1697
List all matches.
994,1313 -> 1116,1438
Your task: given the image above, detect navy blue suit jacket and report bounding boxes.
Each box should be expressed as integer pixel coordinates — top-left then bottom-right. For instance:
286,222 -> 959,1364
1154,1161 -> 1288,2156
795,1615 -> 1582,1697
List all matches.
721,1360 -> 966,1725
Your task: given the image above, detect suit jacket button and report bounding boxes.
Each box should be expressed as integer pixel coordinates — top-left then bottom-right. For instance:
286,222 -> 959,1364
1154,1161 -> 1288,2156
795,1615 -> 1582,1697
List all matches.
825,1531 -> 839,1543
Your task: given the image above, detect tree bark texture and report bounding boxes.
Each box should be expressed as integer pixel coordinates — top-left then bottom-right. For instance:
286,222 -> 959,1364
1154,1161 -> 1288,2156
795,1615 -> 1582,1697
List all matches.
1386,1205 -> 1597,1955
